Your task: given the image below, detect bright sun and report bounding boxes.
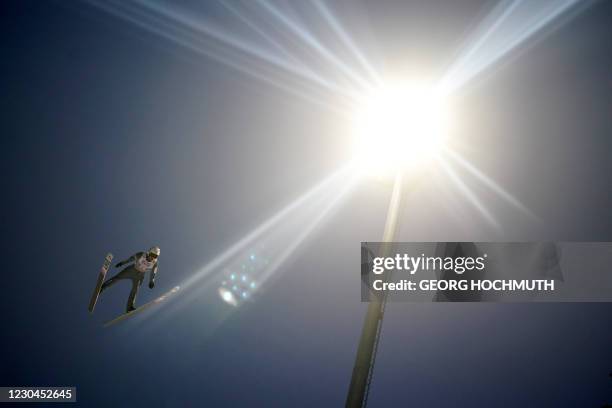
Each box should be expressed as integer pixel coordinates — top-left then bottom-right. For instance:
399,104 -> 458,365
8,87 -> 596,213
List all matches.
352,80 -> 450,177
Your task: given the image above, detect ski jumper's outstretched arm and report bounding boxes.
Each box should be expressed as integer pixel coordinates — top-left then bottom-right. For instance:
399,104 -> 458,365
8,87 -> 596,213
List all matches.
149,263 -> 158,288
115,252 -> 143,268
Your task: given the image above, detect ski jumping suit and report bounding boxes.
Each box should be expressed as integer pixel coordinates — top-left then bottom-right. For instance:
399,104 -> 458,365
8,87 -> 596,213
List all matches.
101,252 -> 158,312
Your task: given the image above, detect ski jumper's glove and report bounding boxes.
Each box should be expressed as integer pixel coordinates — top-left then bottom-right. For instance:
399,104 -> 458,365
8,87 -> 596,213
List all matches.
149,281 -> 155,289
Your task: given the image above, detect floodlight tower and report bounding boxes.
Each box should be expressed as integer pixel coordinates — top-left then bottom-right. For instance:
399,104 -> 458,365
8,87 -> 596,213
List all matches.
345,172 -> 404,408
345,81 -> 450,407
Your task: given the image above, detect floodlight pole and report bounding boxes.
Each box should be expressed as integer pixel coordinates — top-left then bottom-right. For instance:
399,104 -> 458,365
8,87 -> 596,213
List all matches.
346,171 -> 405,408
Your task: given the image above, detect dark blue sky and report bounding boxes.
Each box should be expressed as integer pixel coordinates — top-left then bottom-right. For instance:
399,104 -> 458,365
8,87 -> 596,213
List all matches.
1,1 -> 612,407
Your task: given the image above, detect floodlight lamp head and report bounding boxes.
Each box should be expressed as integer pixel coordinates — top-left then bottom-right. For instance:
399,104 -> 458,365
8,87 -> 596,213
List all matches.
351,80 -> 450,178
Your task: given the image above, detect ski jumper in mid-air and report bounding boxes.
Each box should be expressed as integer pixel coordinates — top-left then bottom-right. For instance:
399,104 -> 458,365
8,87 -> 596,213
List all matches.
100,246 -> 160,312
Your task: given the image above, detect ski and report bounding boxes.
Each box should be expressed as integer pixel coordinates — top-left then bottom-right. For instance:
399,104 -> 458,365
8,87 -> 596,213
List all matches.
103,286 -> 180,328
88,253 -> 113,313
